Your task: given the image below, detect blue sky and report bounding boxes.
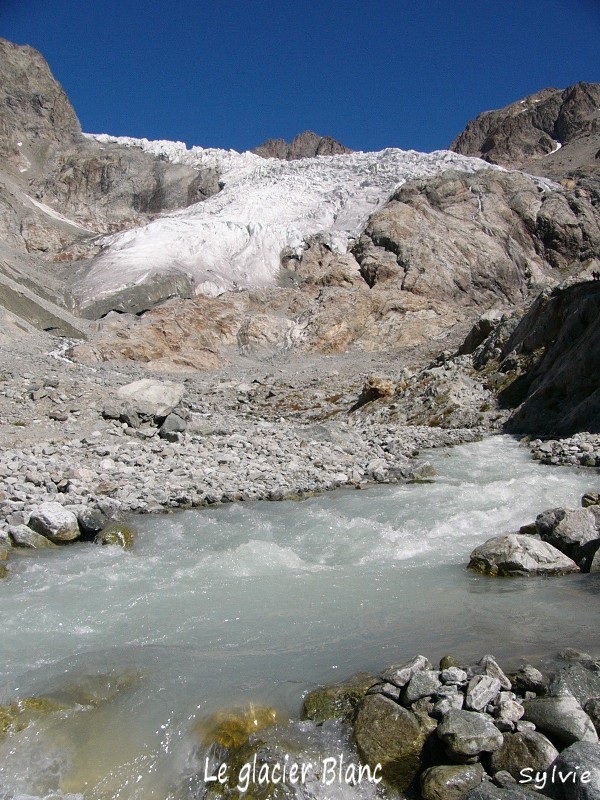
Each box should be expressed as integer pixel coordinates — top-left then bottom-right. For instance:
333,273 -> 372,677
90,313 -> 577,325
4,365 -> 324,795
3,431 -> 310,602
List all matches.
1,0 -> 599,153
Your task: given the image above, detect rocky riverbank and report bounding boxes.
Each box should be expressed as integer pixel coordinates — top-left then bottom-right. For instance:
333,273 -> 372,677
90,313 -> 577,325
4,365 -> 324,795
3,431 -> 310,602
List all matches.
0,333 -> 485,574
193,649 -> 600,800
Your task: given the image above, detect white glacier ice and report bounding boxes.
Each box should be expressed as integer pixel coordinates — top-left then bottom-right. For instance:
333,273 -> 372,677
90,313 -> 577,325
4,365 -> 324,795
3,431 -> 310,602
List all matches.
75,134 -> 500,310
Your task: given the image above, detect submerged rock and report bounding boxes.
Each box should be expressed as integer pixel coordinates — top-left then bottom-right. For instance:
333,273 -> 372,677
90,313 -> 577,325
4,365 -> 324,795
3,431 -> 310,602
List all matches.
301,671 -> 378,723
95,521 -> 136,550
194,705 -> 278,749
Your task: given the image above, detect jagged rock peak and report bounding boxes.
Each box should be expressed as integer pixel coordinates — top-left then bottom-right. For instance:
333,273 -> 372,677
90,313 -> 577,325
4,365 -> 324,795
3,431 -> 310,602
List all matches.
252,130 -> 352,160
0,37 -> 81,157
450,82 -> 600,169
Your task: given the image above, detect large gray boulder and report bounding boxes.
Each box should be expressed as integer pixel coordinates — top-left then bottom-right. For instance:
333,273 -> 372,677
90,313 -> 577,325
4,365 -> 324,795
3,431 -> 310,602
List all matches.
523,695 -> 598,747
468,534 -> 580,576
535,508 -> 600,560
28,502 -> 80,542
353,693 -> 429,789
437,710 -> 504,760
421,763 -> 485,800
549,664 -> 600,709
543,742 -> 600,800
8,524 -> 57,548
116,379 -> 185,419
490,730 -> 559,780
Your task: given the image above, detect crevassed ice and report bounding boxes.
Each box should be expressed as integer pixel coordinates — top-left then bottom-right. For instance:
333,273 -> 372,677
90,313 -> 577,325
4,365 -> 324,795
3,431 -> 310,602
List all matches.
76,134 -> 500,307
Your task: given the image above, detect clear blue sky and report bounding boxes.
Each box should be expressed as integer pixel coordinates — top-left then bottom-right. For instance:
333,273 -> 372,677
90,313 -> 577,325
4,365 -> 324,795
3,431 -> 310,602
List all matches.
2,0 -> 599,153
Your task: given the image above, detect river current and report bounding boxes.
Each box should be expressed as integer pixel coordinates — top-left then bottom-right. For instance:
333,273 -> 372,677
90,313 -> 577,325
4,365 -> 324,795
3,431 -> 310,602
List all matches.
1,435 -> 599,799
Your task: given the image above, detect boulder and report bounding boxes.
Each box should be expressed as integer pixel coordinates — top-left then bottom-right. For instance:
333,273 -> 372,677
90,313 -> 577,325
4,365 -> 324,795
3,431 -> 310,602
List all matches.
95,522 -> 135,550
353,693 -> 429,789
585,700 -> 600,736
28,502 -> 80,542
490,731 -> 559,780
537,508 -> 600,560
543,741 -> 600,800
511,664 -> 550,695
158,413 -> 187,440
380,655 -> 432,688
466,675 -> 502,711
523,695 -> 598,747
116,379 -> 185,419
301,672 -> 378,723
549,664 -> 600,709
480,655 -> 512,690
437,709 -> 504,761
464,783 -> 540,800
468,534 -> 580,576
421,763 -> 485,800
403,670 -> 443,705
8,524 -> 57,548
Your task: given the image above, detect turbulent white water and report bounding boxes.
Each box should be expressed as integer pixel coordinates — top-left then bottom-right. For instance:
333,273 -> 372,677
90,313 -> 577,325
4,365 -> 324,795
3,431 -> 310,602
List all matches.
1,435 -> 599,799
74,136 -> 499,309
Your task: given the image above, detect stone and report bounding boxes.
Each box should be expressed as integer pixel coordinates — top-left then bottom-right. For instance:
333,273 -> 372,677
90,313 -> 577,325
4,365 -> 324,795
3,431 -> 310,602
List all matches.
421,763 -> 485,800
434,693 -> 465,718
468,534 -> 580,576
582,493 -> 600,509
585,700 -> 600,736
403,670 -> 442,705
442,667 -> 468,685
549,664 -> 600,709
94,522 -> 135,550
437,710 -> 504,760
116,379 -> 185,419
301,672 -> 378,723
511,664 -> 549,695
464,782 -> 540,800
380,654 -> 432,688
466,675 -> 502,711
158,413 -> 187,440
497,699 -> 525,724
490,731 -> 560,780
543,741 -> 600,800
77,507 -> 108,537
523,695 -> 598,747
28,502 -> 80,542
539,509 -> 600,560
480,655 -> 512,690
8,524 -> 57,548
353,693 -> 429,790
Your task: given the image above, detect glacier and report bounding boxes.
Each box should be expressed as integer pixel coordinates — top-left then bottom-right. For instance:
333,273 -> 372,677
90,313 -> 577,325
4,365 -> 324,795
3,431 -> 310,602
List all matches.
73,135 -> 500,314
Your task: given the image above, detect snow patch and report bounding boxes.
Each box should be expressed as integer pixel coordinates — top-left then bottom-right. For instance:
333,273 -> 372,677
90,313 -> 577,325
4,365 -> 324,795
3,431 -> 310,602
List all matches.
26,196 -> 93,232
75,136 -> 501,311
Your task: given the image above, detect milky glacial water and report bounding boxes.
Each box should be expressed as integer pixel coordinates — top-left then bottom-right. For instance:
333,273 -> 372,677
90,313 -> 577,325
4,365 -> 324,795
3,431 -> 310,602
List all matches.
1,435 -> 599,800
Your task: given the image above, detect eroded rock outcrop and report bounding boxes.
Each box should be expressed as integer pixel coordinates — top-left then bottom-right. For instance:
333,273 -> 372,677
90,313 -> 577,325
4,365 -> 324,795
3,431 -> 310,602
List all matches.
450,82 -> 600,185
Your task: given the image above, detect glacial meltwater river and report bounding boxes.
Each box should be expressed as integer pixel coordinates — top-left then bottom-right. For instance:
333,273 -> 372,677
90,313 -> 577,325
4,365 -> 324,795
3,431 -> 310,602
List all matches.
1,435 -> 600,800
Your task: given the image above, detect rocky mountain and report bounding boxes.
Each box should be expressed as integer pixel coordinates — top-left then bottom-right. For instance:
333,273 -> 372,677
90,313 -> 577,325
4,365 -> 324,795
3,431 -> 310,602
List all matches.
450,82 -> 600,189
252,130 -> 352,160
1,37 -> 600,436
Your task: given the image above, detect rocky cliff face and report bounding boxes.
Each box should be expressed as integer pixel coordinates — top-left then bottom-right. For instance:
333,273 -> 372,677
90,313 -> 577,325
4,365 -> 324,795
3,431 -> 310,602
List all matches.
0,38 -> 221,335
252,130 -> 352,159
450,82 -> 600,188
